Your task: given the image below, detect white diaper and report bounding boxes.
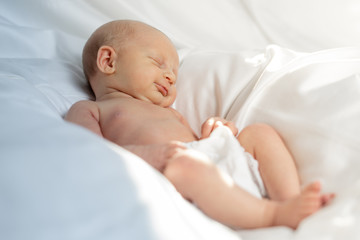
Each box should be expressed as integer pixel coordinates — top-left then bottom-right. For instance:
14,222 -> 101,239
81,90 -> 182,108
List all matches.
186,125 -> 267,199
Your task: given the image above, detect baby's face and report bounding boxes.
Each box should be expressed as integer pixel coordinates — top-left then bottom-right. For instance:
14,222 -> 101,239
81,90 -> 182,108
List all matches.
113,27 -> 179,107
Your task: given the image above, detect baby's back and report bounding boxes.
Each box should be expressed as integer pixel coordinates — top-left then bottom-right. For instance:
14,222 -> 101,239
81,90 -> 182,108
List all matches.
97,97 -> 197,145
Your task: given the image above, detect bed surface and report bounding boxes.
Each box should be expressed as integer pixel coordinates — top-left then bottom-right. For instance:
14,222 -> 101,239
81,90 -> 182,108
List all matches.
2,1 -> 360,240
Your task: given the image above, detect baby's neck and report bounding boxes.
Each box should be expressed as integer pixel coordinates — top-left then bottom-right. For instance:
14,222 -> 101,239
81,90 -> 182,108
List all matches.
96,91 -> 133,102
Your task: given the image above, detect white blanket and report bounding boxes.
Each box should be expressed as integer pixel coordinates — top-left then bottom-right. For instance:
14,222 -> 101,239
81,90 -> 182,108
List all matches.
176,46 -> 360,238
2,1 -> 360,240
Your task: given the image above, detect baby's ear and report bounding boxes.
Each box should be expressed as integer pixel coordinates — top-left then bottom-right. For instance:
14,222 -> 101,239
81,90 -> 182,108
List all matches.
96,46 -> 117,74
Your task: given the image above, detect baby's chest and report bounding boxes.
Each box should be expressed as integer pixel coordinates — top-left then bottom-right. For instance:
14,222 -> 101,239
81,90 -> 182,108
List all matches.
102,102 -> 177,127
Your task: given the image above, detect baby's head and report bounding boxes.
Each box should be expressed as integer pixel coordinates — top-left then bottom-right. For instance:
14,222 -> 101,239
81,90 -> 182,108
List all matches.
82,20 -> 179,107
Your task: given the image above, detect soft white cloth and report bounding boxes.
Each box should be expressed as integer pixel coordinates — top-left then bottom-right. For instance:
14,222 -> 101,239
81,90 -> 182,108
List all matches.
3,1 -> 360,240
186,125 -> 266,199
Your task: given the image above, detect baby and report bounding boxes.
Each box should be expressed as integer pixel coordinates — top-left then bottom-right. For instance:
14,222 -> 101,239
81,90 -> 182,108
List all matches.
66,20 -> 334,229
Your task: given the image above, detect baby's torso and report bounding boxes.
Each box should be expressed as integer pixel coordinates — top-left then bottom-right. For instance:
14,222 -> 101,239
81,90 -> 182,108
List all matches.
97,97 -> 197,145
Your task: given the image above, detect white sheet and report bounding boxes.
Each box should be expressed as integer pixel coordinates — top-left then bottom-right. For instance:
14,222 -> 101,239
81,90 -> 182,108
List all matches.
0,19 -> 238,240
243,0 -> 360,51
2,0 -> 360,239
177,45 -> 360,239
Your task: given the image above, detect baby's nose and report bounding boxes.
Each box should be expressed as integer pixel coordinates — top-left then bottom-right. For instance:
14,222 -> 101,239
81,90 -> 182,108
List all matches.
164,71 -> 176,84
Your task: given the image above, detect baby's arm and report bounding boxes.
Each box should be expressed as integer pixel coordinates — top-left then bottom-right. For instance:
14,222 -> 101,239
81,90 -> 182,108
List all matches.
123,141 -> 186,172
65,100 -> 103,137
201,117 -> 238,139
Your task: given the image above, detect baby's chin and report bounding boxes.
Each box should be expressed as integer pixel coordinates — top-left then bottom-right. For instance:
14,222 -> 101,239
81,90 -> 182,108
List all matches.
155,93 -> 176,107
134,94 -> 172,107
157,101 -> 172,108
156,98 -> 175,108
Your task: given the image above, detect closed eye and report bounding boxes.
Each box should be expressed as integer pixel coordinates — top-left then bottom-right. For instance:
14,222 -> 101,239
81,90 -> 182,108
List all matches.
149,56 -> 162,67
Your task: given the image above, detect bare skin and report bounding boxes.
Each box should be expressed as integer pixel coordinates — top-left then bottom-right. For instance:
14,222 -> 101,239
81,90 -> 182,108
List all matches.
66,20 -> 334,229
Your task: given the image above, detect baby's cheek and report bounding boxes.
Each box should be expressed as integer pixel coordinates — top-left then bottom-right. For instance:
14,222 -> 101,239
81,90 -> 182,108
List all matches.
168,95 -> 177,107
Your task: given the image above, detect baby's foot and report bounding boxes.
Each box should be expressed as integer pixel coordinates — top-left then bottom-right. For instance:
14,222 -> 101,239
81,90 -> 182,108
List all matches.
273,181 -> 334,229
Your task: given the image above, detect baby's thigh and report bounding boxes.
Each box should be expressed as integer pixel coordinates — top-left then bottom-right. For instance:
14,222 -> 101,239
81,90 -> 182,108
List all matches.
237,123 -> 279,156
165,149 -> 212,179
163,149 -> 216,198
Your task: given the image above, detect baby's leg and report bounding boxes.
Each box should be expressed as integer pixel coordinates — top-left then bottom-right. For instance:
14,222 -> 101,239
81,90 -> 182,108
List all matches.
237,123 -> 300,201
163,149 -> 330,229
164,149 -> 285,228
273,181 -> 334,229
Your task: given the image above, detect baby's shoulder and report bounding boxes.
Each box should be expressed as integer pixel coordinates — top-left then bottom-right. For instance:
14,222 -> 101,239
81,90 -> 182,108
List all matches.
65,100 -> 100,121
69,100 -> 99,112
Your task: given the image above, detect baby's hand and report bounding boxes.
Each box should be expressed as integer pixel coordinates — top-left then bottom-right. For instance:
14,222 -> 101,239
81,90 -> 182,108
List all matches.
123,141 -> 186,172
201,117 -> 238,139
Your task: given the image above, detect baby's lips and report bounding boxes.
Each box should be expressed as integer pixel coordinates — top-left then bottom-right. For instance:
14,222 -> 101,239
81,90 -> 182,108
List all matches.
155,83 -> 168,96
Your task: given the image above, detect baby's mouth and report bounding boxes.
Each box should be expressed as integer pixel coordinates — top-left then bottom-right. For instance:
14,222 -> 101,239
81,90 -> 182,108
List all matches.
155,83 -> 168,96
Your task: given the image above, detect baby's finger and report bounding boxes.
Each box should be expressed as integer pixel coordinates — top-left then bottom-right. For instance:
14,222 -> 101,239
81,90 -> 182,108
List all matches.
168,141 -> 187,150
166,141 -> 187,158
214,120 -> 224,128
201,118 -> 216,139
224,121 -> 238,136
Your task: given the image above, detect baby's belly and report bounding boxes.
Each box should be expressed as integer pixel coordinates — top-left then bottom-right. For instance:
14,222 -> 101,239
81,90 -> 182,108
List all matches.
141,123 -> 197,144
105,119 -> 197,146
